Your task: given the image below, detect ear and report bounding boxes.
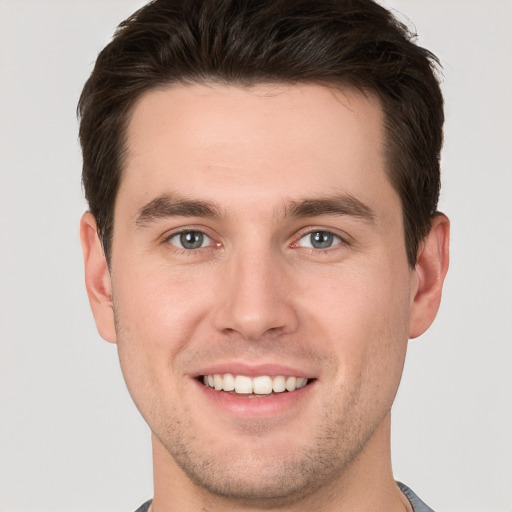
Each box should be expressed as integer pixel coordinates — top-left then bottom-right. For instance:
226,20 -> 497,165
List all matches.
80,212 -> 117,343
409,214 -> 450,339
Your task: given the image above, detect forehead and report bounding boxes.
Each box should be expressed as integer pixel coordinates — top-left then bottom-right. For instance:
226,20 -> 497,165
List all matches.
120,82 -> 396,220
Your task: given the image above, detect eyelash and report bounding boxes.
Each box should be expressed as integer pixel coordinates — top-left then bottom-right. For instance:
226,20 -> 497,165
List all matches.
291,229 -> 348,252
162,228 -> 349,254
164,229 -> 218,253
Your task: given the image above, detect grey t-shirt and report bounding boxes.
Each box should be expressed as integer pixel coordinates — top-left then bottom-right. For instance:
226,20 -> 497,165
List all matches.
397,482 -> 436,512
134,482 -> 435,511
134,500 -> 151,512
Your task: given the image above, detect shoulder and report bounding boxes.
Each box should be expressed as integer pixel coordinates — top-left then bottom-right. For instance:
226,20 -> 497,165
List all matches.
397,482 -> 436,512
133,499 -> 152,512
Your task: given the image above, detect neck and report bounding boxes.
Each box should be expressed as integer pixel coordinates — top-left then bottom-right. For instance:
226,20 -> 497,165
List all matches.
150,413 -> 409,512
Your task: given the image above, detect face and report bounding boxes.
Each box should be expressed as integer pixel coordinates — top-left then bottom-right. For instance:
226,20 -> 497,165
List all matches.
89,83 -> 421,503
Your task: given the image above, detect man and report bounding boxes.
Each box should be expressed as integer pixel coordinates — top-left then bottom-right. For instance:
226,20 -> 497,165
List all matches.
78,0 -> 449,510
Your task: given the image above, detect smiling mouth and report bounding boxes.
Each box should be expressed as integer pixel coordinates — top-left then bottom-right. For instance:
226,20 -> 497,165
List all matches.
200,373 -> 311,396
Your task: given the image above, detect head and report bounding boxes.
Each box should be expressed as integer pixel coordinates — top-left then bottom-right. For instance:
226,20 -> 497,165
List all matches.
79,1 -> 449,508
79,0 -> 443,268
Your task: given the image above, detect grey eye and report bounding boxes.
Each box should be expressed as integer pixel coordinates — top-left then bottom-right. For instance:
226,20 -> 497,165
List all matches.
168,231 -> 211,249
298,231 -> 341,249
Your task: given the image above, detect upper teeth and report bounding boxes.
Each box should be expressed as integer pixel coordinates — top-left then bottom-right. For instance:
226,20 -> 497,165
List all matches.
203,374 -> 308,394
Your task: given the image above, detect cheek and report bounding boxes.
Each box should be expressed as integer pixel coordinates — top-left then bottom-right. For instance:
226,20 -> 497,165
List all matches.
112,259 -> 214,342
110,261 -> 215,404
299,262 -> 411,384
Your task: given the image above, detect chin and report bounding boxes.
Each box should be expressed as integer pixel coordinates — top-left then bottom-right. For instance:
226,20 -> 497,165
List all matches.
174,448 -> 329,503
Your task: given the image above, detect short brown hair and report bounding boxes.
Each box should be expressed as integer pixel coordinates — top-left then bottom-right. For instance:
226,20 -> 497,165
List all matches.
78,0 -> 443,266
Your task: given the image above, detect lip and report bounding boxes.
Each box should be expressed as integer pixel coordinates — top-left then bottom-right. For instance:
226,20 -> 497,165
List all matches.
192,362 -> 314,379
191,362 -> 317,418
194,378 -> 315,417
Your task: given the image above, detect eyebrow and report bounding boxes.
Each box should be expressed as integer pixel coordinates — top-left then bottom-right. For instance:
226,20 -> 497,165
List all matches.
134,192 -> 375,227
284,195 -> 375,223
135,194 -> 223,227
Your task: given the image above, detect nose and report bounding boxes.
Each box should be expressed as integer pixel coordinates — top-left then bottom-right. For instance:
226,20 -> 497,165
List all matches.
212,248 -> 299,341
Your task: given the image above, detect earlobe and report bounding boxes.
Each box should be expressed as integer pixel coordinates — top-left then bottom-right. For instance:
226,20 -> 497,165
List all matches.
80,212 -> 117,343
409,214 -> 450,339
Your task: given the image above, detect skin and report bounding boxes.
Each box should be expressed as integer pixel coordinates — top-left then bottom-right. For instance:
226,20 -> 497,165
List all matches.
81,83 -> 449,511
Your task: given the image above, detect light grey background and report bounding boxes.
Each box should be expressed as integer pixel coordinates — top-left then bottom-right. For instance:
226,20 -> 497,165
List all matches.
0,1 -> 510,511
